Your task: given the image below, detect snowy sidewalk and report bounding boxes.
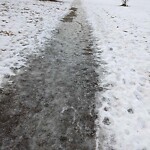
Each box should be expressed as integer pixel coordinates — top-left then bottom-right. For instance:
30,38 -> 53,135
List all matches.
0,0 -> 73,86
82,0 -> 150,149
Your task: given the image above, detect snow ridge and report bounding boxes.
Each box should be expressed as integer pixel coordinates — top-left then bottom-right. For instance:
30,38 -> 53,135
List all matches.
82,0 -> 150,149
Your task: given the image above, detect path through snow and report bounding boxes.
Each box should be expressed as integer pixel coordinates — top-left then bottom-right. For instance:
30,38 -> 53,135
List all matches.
0,0 -> 98,149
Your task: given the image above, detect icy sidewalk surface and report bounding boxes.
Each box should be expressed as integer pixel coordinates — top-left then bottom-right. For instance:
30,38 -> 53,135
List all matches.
0,0 -> 98,149
0,0 -> 73,86
82,0 -> 150,149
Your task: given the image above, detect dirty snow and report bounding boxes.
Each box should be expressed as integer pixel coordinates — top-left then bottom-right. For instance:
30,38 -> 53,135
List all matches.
82,0 -> 150,149
0,0 -> 73,86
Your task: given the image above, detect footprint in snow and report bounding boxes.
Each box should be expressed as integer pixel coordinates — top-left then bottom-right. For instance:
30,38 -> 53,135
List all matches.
103,117 -> 111,125
127,108 -> 134,114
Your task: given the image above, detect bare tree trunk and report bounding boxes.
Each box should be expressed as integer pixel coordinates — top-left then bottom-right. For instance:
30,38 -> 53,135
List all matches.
121,0 -> 128,6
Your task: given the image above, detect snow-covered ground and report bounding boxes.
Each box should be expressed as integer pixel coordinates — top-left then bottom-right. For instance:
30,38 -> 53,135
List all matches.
82,0 -> 150,149
0,0 -> 73,86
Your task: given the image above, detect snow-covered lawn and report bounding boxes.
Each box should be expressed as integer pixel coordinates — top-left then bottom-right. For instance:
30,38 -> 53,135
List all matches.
83,0 -> 150,149
0,0 -> 72,86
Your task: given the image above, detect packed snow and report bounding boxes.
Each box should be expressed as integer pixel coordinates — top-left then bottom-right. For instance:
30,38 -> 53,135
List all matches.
0,0 -> 73,86
82,0 -> 150,149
